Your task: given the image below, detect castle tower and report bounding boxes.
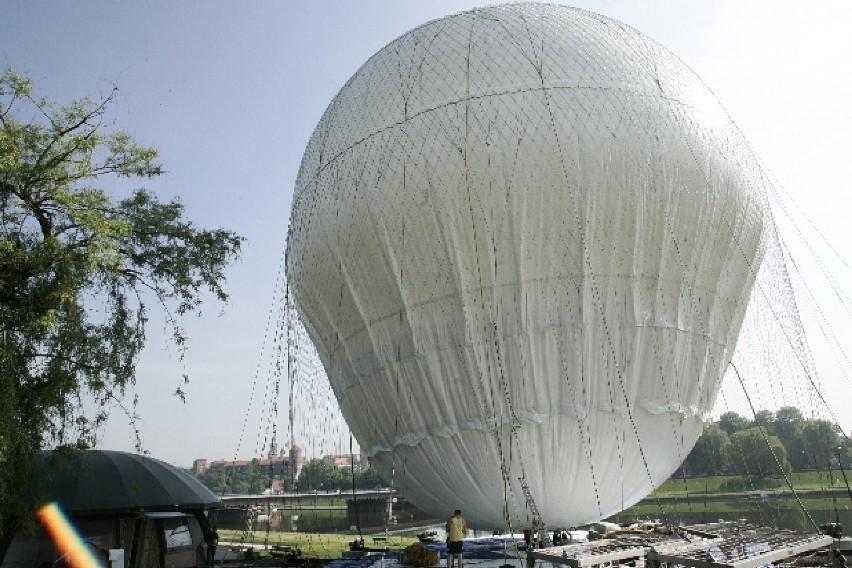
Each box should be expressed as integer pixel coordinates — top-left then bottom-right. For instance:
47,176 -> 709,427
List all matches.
289,444 -> 303,480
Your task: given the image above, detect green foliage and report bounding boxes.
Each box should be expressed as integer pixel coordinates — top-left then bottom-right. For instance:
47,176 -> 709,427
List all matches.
0,69 -> 243,531
298,461 -> 386,491
718,411 -> 751,436
728,427 -> 789,480
354,466 -> 384,489
774,406 -> 806,470
197,460 -> 295,495
802,419 -> 842,470
298,459 -> 350,491
682,424 -> 730,476
194,460 -> 386,495
752,410 -> 776,433
680,409 -> 848,481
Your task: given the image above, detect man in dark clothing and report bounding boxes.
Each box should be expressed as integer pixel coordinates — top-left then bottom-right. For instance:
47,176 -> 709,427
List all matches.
205,525 -> 219,567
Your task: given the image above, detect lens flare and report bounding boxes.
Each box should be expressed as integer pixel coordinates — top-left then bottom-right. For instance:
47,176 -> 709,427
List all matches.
37,502 -> 104,568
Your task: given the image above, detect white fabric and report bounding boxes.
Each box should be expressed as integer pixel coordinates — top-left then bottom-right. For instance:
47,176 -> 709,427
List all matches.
287,3 -> 768,528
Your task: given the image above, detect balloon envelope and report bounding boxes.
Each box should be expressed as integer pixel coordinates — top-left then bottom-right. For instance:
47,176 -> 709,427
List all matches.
287,3 -> 767,528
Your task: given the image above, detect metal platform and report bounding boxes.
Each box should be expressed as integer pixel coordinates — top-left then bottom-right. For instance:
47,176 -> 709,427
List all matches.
524,523 -> 834,568
647,523 -> 833,568
528,536 -> 660,568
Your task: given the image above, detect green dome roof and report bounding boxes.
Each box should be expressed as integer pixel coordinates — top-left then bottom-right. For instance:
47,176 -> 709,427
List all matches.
27,450 -> 220,514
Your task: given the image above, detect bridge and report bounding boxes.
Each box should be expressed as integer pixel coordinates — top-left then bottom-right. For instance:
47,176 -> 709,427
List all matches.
220,489 -> 397,508
221,489 -> 400,512
214,489 -> 437,532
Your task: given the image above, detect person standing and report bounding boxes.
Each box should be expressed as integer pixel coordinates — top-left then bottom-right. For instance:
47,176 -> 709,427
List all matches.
446,509 -> 467,568
204,525 -> 219,567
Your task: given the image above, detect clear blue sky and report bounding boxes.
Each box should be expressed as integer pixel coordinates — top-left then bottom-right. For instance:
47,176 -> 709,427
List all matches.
3,1 -> 851,467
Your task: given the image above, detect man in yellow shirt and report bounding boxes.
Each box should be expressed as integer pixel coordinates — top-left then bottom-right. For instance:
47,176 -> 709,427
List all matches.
446,509 -> 467,568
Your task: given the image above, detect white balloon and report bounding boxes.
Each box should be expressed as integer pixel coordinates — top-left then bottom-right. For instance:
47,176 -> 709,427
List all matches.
287,3 -> 767,528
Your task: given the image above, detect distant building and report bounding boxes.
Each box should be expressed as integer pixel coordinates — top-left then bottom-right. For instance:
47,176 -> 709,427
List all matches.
207,459 -> 251,472
324,453 -> 365,469
198,444 -> 305,480
289,445 -> 304,478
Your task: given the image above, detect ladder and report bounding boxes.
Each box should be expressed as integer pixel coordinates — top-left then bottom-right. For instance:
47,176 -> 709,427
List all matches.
520,477 -> 551,548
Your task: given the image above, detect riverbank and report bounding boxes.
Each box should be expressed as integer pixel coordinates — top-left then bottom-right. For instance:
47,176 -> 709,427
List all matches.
217,471 -> 852,549
217,529 -> 419,560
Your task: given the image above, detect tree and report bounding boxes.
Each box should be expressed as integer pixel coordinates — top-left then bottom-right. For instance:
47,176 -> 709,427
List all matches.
718,411 -> 750,436
752,410 -> 775,434
298,459 -> 348,491
837,433 -> 852,471
774,406 -> 806,470
0,70 -> 243,531
801,419 -> 841,471
354,466 -> 386,489
682,424 -> 730,476
728,427 -> 790,480
198,468 -> 231,494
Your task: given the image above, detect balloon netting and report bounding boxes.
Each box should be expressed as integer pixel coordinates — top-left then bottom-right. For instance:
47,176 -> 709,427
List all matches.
279,4 -> 839,529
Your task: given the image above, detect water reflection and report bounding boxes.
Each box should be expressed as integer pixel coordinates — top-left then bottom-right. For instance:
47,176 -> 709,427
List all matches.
215,498 -> 851,535
607,498 -> 852,533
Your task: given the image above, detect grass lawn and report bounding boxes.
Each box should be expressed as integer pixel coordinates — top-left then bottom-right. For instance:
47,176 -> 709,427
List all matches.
650,471 -> 847,497
218,529 -> 418,559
